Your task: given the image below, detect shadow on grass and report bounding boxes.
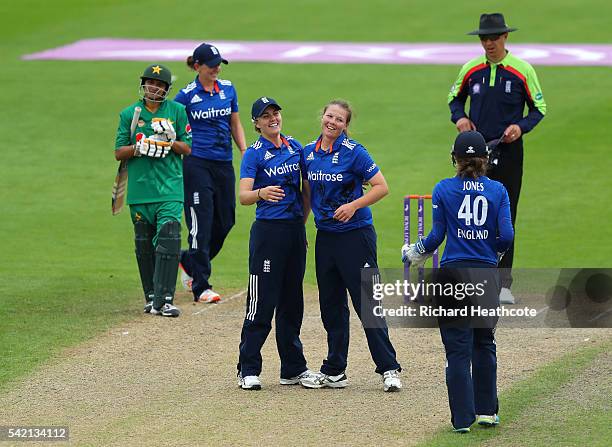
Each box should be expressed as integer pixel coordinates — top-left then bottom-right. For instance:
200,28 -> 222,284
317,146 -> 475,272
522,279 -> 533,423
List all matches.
415,339 -> 611,447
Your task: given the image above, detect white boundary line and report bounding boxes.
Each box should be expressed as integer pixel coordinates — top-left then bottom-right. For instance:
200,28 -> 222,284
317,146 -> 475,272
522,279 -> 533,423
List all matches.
191,289 -> 247,316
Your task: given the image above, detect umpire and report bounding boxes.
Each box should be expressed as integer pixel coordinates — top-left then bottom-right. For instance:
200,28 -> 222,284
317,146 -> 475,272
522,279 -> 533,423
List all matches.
448,13 -> 546,303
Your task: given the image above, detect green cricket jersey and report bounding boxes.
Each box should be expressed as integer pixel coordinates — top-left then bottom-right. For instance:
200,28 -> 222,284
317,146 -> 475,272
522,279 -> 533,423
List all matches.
115,99 -> 192,205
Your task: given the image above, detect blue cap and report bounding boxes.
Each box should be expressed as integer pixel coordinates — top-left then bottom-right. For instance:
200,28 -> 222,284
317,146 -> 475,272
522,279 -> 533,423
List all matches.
192,43 -> 228,68
251,97 -> 282,120
452,131 -> 489,158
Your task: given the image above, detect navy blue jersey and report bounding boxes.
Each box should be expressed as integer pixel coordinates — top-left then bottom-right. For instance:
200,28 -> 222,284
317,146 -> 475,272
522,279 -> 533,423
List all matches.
174,78 -> 238,161
302,134 -> 379,232
422,176 -> 514,265
448,52 -> 546,141
240,134 -> 304,220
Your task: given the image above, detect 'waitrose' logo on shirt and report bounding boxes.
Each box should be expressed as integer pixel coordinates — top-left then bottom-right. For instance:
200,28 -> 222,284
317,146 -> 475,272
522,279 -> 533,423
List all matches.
264,162 -> 300,178
190,107 -> 232,120
307,170 -> 344,182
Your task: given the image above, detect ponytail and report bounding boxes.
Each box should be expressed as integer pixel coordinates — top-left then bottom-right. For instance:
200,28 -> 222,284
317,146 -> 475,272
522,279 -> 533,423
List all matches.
186,56 -> 196,70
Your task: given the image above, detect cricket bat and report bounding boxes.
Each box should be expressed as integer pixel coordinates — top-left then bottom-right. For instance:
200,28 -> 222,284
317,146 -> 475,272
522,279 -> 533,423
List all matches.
111,106 -> 141,215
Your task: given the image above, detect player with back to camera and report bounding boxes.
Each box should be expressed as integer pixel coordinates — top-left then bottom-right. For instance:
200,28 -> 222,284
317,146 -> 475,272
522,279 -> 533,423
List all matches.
235,97 -> 316,390
402,130 -> 514,432
299,99 -> 402,392
174,43 -> 248,304
114,64 -> 192,317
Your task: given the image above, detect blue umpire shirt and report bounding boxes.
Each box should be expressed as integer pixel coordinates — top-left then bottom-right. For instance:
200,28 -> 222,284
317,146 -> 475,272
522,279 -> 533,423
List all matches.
174,77 -> 238,161
302,133 -> 379,232
422,176 -> 514,265
240,134 -> 304,220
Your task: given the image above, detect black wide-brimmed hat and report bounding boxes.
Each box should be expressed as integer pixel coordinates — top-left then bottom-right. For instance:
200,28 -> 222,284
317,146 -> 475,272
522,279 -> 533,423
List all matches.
467,13 -> 517,35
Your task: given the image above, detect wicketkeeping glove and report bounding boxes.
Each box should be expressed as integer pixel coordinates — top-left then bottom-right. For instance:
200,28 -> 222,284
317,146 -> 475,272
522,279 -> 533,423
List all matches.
136,137 -> 172,158
151,118 -> 177,141
401,237 -> 432,266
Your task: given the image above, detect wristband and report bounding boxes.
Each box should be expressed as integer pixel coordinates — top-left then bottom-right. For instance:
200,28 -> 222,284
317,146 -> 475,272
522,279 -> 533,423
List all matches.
257,188 -> 262,199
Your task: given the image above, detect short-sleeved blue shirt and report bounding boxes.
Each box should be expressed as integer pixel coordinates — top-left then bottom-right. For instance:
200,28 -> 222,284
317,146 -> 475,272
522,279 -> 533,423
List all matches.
422,175 -> 514,265
302,133 -> 380,232
174,77 -> 238,161
240,134 -> 304,220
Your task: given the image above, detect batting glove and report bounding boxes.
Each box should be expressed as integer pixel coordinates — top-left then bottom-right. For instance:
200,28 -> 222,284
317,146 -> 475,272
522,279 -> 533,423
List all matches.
136,138 -> 171,158
151,119 -> 177,141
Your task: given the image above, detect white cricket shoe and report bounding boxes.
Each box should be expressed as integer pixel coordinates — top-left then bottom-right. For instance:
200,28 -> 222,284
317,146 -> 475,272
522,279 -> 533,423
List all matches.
499,287 -> 516,304
198,289 -> 221,303
280,369 -> 316,385
150,303 -> 181,318
179,263 -> 193,292
300,371 -> 348,389
383,369 -> 402,392
238,373 -> 262,390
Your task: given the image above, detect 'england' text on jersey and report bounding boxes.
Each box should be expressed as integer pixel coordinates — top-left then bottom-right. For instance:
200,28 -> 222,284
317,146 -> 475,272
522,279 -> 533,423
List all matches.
264,162 -> 300,178
457,228 -> 489,239
307,170 -> 344,182
190,107 -> 232,120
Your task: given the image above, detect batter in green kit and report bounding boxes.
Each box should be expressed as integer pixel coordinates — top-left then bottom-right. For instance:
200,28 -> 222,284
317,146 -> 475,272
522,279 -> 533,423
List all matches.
114,64 -> 192,317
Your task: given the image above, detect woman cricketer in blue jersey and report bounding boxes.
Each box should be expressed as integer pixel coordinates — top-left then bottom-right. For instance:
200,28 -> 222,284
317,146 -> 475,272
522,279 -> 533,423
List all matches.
174,43 -> 247,304
402,130 -> 514,432
236,97 -> 315,390
299,99 -> 402,392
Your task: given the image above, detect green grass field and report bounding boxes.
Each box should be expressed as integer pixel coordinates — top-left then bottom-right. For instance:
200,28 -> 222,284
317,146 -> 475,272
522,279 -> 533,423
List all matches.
1,1 -> 611,444
416,340 -> 611,447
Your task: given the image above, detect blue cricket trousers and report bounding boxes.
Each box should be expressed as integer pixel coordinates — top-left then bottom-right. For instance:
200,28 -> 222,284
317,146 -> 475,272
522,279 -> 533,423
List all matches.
488,138 -> 523,288
438,260 -> 500,429
181,156 -> 235,299
238,219 -> 308,379
315,226 -> 400,376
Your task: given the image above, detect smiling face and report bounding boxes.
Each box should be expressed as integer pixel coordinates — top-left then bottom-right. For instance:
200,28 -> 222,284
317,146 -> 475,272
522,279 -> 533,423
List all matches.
196,62 -> 221,83
142,78 -> 169,102
321,104 -> 350,142
255,105 -> 282,139
479,32 -> 508,62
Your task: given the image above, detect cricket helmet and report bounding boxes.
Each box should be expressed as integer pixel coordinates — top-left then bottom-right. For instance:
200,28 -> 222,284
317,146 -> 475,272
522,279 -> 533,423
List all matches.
139,64 -> 172,102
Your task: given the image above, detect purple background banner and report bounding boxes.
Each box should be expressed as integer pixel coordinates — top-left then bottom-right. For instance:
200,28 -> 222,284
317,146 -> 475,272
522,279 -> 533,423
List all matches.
22,39 -> 612,66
